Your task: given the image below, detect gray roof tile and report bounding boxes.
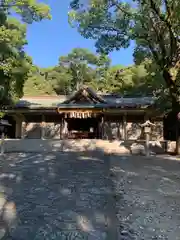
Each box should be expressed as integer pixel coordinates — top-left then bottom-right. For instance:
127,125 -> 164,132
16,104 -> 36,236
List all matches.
14,87 -> 155,109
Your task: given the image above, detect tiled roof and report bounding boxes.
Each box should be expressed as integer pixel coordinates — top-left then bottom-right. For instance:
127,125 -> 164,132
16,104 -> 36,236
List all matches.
62,86 -> 107,104
102,96 -> 154,106
14,87 -> 155,109
15,95 -> 67,108
15,96 -> 154,109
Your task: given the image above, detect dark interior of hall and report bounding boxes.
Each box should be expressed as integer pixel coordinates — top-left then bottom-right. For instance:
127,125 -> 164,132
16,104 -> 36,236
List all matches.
66,117 -> 100,139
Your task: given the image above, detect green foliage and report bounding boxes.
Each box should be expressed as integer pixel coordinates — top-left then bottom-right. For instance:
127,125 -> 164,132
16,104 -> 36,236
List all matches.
23,66 -> 55,96
102,61 -> 165,97
0,112 -> 5,119
59,48 -> 110,91
24,47 -> 164,100
3,0 -> 51,23
0,0 -> 51,104
69,0 -> 180,109
24,47 -> 111,96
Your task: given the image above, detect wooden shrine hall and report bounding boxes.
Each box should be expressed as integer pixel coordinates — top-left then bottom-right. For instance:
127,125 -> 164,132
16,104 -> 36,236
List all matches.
1,86 -> 168,140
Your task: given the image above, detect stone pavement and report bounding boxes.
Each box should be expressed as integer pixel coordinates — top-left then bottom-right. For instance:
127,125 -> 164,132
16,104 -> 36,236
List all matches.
1,153 -> 180,239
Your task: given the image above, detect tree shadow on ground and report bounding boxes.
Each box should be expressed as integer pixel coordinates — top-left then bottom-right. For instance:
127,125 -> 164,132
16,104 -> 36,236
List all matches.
0,151 -> 180,239
0,151 -> 117,239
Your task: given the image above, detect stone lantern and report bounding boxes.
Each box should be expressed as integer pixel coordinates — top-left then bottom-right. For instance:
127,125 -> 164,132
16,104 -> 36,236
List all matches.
140,120 -> 155,156
0,119 -> 11,155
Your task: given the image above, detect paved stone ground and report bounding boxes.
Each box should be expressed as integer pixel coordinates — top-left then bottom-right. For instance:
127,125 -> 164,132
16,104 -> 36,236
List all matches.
0,153 -> 180,239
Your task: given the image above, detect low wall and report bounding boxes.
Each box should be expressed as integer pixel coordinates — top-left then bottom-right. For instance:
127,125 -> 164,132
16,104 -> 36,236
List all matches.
2,139 -> 175,154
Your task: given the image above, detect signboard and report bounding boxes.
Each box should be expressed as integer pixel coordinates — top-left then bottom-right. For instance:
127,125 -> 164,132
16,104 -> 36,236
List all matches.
57,108 -> 102,114
144,126 -> 151,133
57,108 -> 102,118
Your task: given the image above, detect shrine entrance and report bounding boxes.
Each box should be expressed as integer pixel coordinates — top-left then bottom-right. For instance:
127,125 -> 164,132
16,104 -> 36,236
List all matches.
66,117 -> 100,139
57,86 -> 106,139
58,111 -> 103,139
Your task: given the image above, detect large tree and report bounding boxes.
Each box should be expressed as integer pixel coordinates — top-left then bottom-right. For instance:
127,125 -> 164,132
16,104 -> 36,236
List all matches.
59,48 -> 110,91
69,0 -> 180,152
0,0 -> 51,104
69,0 -> 180,105
23,48 -> 111,96
24,66 -> 56,96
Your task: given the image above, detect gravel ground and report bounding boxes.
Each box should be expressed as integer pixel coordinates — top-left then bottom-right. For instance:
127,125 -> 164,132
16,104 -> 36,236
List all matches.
110,155 -> 180,239
0,152 -> 116,240
0,152 -> 180,239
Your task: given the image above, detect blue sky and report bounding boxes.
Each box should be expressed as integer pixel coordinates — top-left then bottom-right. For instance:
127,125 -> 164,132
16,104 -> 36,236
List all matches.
25,0 -> 134,68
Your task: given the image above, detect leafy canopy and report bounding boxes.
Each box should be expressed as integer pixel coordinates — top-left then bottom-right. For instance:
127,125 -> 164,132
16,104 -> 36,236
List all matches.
69,0 -> 180,64
0,0 -> 51,104
24,49 -> 164,99
69,0 -> 180,107
59,48 -> 110,91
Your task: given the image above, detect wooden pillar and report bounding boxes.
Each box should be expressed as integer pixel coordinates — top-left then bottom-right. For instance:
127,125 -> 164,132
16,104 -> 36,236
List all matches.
122,114 -> 127,140
97,119 -> 101,139
64,120 -> 68,138
60,116 -> 64,140
15,119 -> 22,138
117,122 -> 121,140
61,116 -> 68,139
144,114 -> 149,121
144,114 -> 150,140
145,129 -> 150,156
21,121 -> 26,139
101,115 -> 104,139
41,115 -> 46,139
0,132 -> 5,155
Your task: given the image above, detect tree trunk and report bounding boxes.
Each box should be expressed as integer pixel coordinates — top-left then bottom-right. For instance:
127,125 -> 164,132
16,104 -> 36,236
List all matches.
175,123 -> 180,155
163,69 -> 180,155
171,99 -> 180,155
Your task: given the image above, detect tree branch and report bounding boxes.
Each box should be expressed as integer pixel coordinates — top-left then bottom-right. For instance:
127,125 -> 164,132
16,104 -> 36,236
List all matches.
148,43 -> 161,66
139,21 -> 163,66
148,15 -> 167,65
164,0 -> 171,20
149,0 -> 177,63
110,0 -> 132,16
164,0 -> 177,64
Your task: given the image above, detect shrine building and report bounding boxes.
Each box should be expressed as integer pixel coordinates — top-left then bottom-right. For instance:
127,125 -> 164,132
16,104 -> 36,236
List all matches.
1,86 -> 170,141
